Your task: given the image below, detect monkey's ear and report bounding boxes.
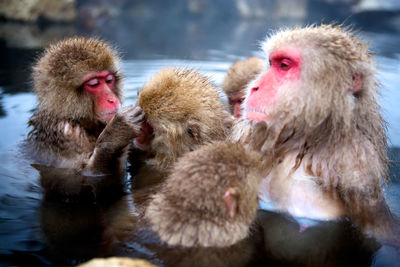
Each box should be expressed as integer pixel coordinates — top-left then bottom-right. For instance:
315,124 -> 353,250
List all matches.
351,74 -> 363,94
186,121 -> 201,142
223,187 -> 239,219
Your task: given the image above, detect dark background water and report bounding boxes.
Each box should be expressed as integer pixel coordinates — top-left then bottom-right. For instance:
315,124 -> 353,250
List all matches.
0,0 -> 399,266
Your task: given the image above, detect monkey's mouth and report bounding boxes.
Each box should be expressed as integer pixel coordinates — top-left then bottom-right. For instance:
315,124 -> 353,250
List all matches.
104,110 -> 118,116
102,110 -> 118,122
245,108 -> 268,122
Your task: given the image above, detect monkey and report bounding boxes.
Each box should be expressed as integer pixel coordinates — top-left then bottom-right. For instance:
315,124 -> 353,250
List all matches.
25,37 -> 144,200
221,57 -> 264,118
36,139 -> 378,267
38,191 -> 265,267
145,142 -> 263,248
38,180 -> 379,267
129,68 -> 233,189
230,24 -> 400,245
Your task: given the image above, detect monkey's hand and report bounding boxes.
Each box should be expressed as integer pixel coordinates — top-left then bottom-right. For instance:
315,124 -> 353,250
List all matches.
86,106 -> 144,175
98,105 -> 145,148
116,105 -> 145,137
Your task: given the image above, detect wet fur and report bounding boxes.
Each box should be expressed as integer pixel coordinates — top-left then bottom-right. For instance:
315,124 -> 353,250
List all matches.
231,25 -> 397,242
146,142 -> 263,247
26,37 -> 142,200
135,68 -> 233,169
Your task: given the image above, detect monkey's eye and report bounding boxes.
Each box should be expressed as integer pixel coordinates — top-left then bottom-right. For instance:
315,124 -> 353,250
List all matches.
237,98 -> 244,104
105,74 -> 115,84
86,78 -> 100,88
279,59 -> 292,70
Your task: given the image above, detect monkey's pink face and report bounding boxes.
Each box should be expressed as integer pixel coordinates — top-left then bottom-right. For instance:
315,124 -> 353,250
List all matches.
134,120 -> 154,150
83,70 -> 120,123
245,48 -> 301,122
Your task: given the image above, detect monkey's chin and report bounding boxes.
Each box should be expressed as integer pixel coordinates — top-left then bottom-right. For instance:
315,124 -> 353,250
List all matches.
101,111 -> 118,124
245,110 -> 268,122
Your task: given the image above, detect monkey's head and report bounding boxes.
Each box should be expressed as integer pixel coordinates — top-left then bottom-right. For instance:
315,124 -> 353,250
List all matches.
146,142 -> 262,247
33,37 -> 122,124
136,68 -> 232,168
244,24 -> 377,136
222,57 -> 264,118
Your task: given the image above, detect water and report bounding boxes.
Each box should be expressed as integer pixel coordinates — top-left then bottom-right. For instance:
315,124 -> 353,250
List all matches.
1,2 -> 400,266
0,56 -> 399,266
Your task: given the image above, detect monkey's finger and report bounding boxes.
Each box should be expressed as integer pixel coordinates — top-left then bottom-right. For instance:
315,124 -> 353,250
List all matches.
130,108 -> 145,123
131,106 -> 144,117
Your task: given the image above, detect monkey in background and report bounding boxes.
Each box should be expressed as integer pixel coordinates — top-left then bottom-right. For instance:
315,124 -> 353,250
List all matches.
146,142 -> 263,248
221,57 -> 264,118
129,68 -> 233,189
26,37 -> 144,201
230,24 -> 400,246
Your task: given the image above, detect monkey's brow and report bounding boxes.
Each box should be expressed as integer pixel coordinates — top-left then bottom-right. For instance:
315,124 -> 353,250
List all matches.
113,70 -> 121,79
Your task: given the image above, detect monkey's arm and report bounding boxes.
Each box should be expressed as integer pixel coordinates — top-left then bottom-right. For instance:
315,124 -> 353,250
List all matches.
343,186 -> 400,248
84,105 -> 144,175
35,164 -> 125,202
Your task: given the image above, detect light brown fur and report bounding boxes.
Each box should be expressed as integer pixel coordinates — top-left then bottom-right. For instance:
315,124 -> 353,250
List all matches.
26,37 -> 143,200
145,142 -> 263,247
231,25 -> 398,243
222,57 -> 264,115
135,68 -> 233,169
221,57 -> 264,96
33,37 -> 123,122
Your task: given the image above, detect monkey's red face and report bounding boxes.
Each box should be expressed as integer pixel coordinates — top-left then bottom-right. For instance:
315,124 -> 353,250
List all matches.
134,120 -> 154,150
83,70 -> 120,123
246,48 -> 301,122
229,92 -> 244,118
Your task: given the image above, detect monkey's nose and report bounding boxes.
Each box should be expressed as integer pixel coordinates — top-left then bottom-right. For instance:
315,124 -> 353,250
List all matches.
251,87 -> 259,93
107,99 -> 115,103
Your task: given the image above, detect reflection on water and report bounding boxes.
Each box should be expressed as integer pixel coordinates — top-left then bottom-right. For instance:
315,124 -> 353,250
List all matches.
0,1 -> 400,265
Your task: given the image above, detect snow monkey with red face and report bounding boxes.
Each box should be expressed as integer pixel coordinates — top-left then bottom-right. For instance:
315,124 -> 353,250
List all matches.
231,24 -> 399,246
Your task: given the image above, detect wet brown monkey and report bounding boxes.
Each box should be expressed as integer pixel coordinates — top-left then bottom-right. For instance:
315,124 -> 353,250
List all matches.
221,57 -> 264,118
146,142 -> 263,247
231,25 -> 399,245
26,37 -> 144,200
129,68 -> 233,189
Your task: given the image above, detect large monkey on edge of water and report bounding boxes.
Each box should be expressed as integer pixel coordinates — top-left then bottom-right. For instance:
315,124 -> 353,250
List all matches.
26,37 -> 144,201
230,24 -> 399,245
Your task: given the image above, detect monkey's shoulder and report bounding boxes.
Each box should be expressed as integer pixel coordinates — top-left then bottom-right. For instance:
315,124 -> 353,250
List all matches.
26,115 -> 96,166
